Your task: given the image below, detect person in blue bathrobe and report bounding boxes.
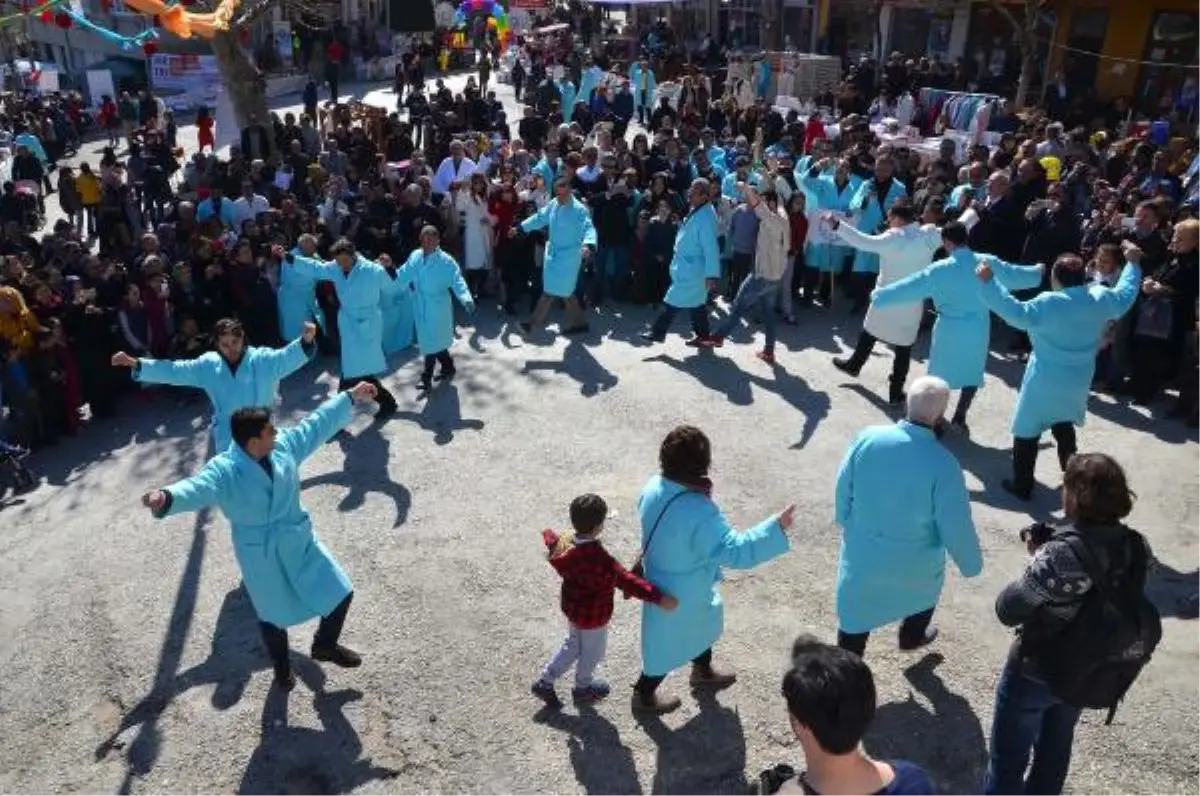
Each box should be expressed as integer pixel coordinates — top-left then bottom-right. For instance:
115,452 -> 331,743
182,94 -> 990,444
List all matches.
379,252 -> 415,357
513,176 -> 596,337
870,222 -> 1045,434
834,376 -> 983,657
642,179 -> 723,345
278,234 -> 327,343
633,425 -> 795,713
276,239 -> 399,418
141,383 -> 378,691
975,243 -> 1143,500
799,155 -> 860,294
556,78 -> 579,123
111,317 -> 316,453
629,59 -> 657,127
400,226 -> 476,393
846,154 -> 908,312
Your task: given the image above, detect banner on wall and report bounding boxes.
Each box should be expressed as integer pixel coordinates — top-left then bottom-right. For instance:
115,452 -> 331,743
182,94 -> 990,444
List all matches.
85,69 -> 116,106
511,0 -> 552,8
273,21 -> 293,68
149,54 -> 222,111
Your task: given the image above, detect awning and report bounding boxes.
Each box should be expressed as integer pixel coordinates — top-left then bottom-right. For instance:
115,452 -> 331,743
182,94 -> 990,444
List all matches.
533,23 -> 570,34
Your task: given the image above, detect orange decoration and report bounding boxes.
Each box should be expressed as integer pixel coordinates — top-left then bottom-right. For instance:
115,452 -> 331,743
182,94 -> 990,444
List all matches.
119,0 -> 241,40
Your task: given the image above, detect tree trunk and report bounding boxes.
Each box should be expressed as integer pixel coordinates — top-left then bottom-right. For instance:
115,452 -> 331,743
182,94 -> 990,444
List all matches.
1014,29 -> 1037,110
210,27 -> 270,141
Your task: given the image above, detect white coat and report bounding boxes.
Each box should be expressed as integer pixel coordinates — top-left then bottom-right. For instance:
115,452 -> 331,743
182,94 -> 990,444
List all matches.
835,222 -> 942,347
454,189 -> 493,272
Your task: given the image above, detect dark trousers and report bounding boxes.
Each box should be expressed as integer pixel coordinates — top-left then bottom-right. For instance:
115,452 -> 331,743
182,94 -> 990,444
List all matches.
952,385 -> 979,424
1129,334 -> 1172,402
465,268 -> 487,300
849,272 -> 878,313
983,657 -> 1082,795
650,304 -> 710,340
421,349 -> 454,383
1011,422 -> 1077,492
728,252 -> 753,297
338,375 -> 397,412
843,330 -> 911,401
836,607 -> 934,657
259,592 -> 353,675
634,648 -> 712,697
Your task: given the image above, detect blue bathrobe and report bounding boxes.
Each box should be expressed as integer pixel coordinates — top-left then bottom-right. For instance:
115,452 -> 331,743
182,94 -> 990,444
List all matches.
380,266 -> 415,356
134,338 -> 313,452
800,168 -> 861,272
519,196 -> 597,298
848,178 -> 908,274
400,247 -> 475,356
629,63 -> 656,114
664,202 -> 722,309
980,261 -> 1142,438
277,246 -> 327,341
835,420 -> 982,633
556,79 -> 578,122
153,392 -> 356,628
288,254 -> 396,379
871,249 -> 1044,389
638,475 -> 790,676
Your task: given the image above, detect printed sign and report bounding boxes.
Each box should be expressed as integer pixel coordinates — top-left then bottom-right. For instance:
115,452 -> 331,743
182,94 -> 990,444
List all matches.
149,54 -> 222,112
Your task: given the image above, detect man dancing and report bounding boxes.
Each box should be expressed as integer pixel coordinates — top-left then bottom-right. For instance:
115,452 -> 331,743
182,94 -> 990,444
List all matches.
275,240 -> 400,418
112,318 -> 316,452
141,382 -> 379,690
826,200 -> 941,405
401,226 -> 476,394
513,176 -> 596,338
869,222 -> 1043,434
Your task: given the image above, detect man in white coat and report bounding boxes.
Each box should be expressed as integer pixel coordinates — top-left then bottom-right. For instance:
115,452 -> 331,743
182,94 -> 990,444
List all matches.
826,200 -> 941,405
432,139 -> 477,195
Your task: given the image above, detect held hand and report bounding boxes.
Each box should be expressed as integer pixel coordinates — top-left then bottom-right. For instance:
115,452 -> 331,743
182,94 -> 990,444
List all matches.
142,489 -> 167,513
465,300 -> 477,315
111,351 -> 138,368
378,253 -> 394,268
976,262 -> 994,282
778,503 -> 797,531
350,382 -> 379,403
507,226 -> 518,238
301,322 -> 318,343
659,594 -> 679,611
270,244 -> 286,261
582,245 -> 594,260
1121,240 -> 1144,264
706,278 -> 718,291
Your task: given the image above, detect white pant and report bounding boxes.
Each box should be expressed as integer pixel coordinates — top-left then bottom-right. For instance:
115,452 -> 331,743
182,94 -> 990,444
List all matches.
539,623 -> 608,688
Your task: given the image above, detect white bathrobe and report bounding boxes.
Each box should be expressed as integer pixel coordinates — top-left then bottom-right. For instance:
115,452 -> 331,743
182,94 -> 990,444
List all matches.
835,222 -> 942,347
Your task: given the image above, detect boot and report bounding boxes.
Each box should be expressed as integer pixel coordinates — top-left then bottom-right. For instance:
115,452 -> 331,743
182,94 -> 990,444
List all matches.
1002,437 -> 1039,501
689,661 -> 737,689
311,642 -> 362,668
887,376 -> 906,407
1050,424 -> 1076,472
631,690 -> 681,715
273,665 -> 297,692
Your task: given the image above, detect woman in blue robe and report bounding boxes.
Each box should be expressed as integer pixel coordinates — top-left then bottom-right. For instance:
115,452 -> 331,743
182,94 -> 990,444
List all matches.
112,317 -> 315,453
277,235 -> 326,342
633,425 -> 794,714
976,247 -> 1142,499
279,238 -> 399,418
142,384 -> 378,690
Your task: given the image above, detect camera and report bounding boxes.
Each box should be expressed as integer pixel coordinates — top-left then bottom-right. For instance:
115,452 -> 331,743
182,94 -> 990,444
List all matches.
1018,521 -> 1055,547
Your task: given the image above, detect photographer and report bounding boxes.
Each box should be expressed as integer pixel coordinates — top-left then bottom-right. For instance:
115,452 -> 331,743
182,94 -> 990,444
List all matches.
983,453 -> 1159,795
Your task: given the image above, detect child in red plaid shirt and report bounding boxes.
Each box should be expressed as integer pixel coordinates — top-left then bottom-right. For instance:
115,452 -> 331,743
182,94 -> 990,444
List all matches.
532,494 -> 678,706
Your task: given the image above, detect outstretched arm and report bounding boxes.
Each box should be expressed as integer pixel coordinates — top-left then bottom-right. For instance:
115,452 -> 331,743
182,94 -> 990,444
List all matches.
982,256 -> 1045,292
146,461 -> 228,519
126,354 -> 211,390
278,391 -> 355,465
253,327 -> 317,384
286,253 -> 342,282
1098,261 -> 1143,318
871,265 -> 935,308
833,222 -> 892,255
978,277 -> 1045,332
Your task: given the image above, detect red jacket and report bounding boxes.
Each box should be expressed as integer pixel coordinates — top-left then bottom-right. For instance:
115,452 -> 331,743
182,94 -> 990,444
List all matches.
542,530 -> 665,629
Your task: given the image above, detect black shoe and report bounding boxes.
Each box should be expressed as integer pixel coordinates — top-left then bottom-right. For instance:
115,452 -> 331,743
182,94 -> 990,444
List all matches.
640,331 -> 665,343
561,324 -> 590,336
518,321 -> 533,335
435,367 -> 456,382
898,626 -> 939,651
949,420 -> 970,438
832,357 -> 860,377
1001,479 -> 1033,501
417,379 -> 433,395
888,391 -> 906,407
311,643 -> 362,668
375,402 -> 397,420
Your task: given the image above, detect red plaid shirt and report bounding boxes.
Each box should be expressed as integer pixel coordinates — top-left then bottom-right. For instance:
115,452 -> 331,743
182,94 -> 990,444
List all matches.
543,530 -> 665,629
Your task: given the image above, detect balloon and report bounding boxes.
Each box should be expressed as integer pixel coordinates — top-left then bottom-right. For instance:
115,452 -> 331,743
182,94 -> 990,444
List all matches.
487,18 -> 496,28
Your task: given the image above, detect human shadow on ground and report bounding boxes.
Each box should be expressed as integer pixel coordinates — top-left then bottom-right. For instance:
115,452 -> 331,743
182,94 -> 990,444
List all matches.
865,653 -> 987,796
96,583 -> 332,782
393,383 -> 486,445
636,690 -> 748,795
301,423 -> 412,527
1146,556 -> 1200,620
1085,393 -> 1199,445
643,352 -> 754,406
238,687 -> 400,795
534,703 -> 642,795
464,308 -> 522,351
95,507 -> 213,793
748,362 -> 830,449
524,339 -> 619,397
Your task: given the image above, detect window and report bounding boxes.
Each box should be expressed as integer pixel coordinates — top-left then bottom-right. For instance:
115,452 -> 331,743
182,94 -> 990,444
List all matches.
1136,10 -> 1199,113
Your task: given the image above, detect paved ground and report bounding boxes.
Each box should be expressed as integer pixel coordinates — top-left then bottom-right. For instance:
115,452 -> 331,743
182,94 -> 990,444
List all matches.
1,76 -> 1197,795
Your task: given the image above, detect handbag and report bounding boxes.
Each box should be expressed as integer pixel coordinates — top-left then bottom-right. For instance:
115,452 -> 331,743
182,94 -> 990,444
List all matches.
629,490 -> 688,579
1135,295 -> 1174,340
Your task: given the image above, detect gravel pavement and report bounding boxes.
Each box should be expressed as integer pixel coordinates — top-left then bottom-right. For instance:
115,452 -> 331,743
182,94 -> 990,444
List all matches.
0,76 -> 1196,795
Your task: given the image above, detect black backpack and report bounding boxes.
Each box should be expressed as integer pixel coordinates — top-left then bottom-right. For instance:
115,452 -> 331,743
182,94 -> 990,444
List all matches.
1025,527 -> 1162,724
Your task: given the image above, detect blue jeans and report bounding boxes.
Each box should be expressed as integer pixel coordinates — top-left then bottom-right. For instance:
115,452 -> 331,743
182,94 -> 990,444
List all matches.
983,657 -> 1082,795
591,244 -> 630,304
714,275 -> 780,354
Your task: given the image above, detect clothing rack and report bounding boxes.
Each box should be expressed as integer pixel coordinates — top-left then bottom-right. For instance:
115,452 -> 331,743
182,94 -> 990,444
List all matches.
916,88 -> 1000,134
